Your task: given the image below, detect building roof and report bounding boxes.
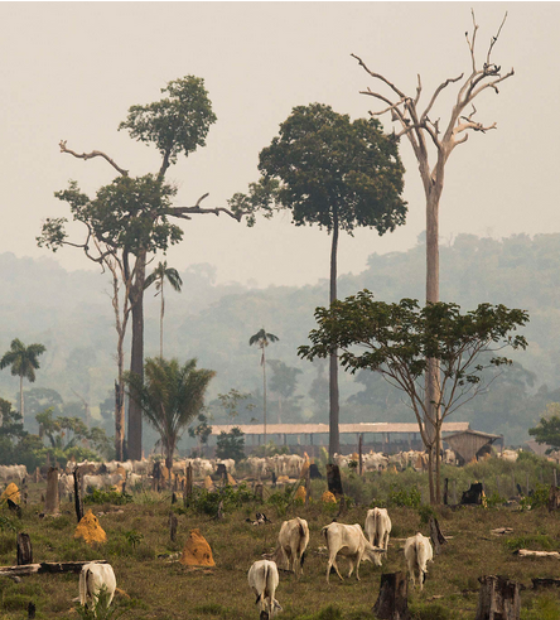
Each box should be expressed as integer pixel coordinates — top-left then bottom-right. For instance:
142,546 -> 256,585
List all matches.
210,422 -> 470,436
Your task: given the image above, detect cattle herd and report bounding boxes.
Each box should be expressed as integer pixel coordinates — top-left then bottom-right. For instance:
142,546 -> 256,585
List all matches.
0,445 -> 528,616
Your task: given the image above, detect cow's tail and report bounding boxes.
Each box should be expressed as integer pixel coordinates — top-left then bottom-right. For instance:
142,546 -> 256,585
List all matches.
79,568 -> 90,607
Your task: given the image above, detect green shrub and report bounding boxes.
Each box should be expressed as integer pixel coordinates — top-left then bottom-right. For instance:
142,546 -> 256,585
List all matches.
504,534 -> 555,552
388,484 -> 421,508
417,504 -> 436,524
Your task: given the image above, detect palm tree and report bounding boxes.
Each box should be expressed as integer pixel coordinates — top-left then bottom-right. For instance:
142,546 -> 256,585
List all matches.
126,357 -> 215,471
249,329 -> 279,447
0,339 -> 46,424
144,261 -> 183,358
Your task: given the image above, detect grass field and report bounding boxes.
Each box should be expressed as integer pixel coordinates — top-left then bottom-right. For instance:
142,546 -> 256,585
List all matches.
2,456 -> 560,619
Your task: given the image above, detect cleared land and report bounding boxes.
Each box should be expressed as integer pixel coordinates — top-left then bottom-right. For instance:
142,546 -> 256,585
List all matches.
1,456 -> 560,619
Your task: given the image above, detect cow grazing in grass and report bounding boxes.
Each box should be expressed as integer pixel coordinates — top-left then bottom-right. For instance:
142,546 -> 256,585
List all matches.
248,560 -> 282,619
404,533 -> 433,591
79,563 -> 117,609
364,507 -> 391,552
322,522 -> 385,583
277,517 -> 309,577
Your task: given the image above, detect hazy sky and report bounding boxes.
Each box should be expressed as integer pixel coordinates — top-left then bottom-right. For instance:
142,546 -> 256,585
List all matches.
2,2 -> 559,288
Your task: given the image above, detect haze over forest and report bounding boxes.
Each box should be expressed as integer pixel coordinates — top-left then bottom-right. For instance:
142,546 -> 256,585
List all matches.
1,231 -> 558,450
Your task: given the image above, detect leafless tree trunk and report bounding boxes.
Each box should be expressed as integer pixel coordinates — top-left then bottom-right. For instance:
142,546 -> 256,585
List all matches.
329,211 -> 340,459
353,11 -> 513,503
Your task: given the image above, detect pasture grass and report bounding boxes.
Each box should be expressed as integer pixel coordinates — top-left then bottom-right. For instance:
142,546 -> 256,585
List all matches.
2,457 -> 560,618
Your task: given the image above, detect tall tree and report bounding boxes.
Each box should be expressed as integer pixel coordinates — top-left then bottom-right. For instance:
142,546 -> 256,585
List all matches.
299,290 -> 528,503
38,75 -> 242,460
126,357 -> 215,471
0,339 -> 46,424
231,103 -> 407,457
145,261 -> 183,358
352,11 -> 513,458
249,329 -> 279,446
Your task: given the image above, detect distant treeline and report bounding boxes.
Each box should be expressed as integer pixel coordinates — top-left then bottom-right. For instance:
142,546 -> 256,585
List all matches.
0,232 -> 558,448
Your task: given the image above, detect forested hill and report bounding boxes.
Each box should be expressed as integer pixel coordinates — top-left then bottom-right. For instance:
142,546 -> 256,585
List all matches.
0,233 -> 558,447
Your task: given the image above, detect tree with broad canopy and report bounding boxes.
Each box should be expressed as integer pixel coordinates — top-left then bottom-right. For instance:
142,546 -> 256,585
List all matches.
298,290 -> 529,504
230,103 -> 407,457
38,75 -> 241,461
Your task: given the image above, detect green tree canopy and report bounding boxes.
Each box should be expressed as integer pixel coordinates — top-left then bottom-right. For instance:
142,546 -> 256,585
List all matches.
299,290 -> 529,503
126,357 -> 215,470
231,103 -> 407,457
0,339 -> 46,423
529,403 -> 560,450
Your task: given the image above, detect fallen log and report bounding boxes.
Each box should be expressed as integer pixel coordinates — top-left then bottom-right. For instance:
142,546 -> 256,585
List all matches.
514,549 -> 560,559
532,578 -> 560,590
0,560 -> 107,577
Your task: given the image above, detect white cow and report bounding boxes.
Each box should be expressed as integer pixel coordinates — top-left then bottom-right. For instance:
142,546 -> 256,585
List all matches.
277,517 -> 309,577
247,560 -> 282,619
322,522 -> 385,583
404,533 -> 434,591
79,563 -> 117,609
364,507 -> 391,551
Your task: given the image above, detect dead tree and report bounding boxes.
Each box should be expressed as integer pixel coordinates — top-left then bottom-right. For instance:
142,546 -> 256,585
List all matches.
353,11 -> 513,505
373,571 -> 411,620
72,468 -> 83,523
475,575 -> 521,620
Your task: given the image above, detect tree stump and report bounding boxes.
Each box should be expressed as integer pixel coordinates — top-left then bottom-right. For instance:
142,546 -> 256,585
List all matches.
184,464 -> 193,507
169,512 -> 178,542
475,575 -> 521,620
373,571 -> 411,620
72,469 -> 83,523
443,478 -> 449,506
255,483 -> 264,502
44,468 -> 59,516
16,533 -> 33,566
27,602 -> 36,619
327,464 -> 343,497
429,516 -> 446,555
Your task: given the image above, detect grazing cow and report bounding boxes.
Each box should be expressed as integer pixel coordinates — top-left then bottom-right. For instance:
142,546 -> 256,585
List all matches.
79,563 -> 117,608
404,533 -> 433,591
247,560 -> 282,619
364,507 -> 391,551
276,517 -> 309,577
322,522 -> 385,583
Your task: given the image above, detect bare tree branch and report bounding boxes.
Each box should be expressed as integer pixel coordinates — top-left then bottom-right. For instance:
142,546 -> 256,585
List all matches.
59,140 -> 129,177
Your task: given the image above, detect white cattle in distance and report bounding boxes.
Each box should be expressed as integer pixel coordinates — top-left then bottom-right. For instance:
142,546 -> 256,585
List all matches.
247,560 -> 282,620
364,507 -> 391,552
276,517 -> 310,577
322,522 -> 385,583
404,533 -> 434,591
79,562 -> 117,609
0,464 -> 27,483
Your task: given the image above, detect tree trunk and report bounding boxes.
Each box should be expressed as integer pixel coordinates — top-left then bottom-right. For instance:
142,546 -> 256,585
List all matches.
160,280 -> 165,358
19,375 -> 24,424
128,250 -> 146,461
115,381 -> 124,462
263,350 -> 267,447
425,187 -> 442,504
44,468 -> 59,516
373,571 -> 411,620
328,215 -> 340,459
475,575 -> 521,620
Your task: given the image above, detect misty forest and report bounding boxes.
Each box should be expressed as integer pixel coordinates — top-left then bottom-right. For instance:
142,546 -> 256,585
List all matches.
0,230 -> 557,462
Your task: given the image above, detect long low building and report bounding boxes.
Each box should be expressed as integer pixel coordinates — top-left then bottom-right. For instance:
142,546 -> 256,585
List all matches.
209,421 -> 471,453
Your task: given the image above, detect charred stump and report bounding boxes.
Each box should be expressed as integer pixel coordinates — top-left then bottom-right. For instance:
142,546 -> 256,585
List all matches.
475,575 -> 521,620
327,464 -> 343,497
184,463 -> 193,508
72,469 -> 83,523
169,512 -> 178,542
429,516 -> 446,555
17,533 -> 33,566
461,482 -> 484,505
373,571 -> 411,620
